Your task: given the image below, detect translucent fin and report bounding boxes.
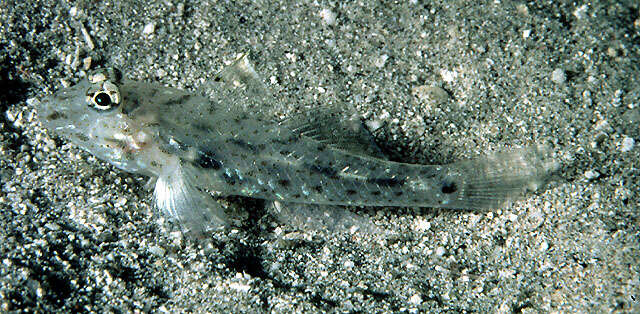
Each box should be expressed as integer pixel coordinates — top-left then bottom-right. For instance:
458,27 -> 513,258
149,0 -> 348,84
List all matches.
153,161 -> 228,236
203,53 -> 386,158
213,53 -> 272,100
269,201 -> 384,236
200,53 -> 286,119
285,111 -> 387,159
444,145 -> 559,209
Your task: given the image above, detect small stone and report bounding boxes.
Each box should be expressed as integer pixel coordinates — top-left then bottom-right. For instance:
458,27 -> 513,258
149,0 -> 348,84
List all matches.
319,8 -> 336,26
440,69 -> 458,83
620,137 -> 635,152
584,170 -> 600,180
412,85 -> 449,106
344,259 -> 354,269
375,54 -> 389,68
551,68 -> 566,84
148,245 -> 165,256
539,241 -> 549,252
83,57 -> 92,71
573,4 -> 588,19
143,22 -> 156,35
409,294 -> 422,305
414,218 -> 431,232
593,120 -> 612,132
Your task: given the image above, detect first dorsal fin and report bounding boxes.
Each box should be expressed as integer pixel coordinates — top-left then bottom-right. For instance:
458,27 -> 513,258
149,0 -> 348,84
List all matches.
213,53 -> 271,99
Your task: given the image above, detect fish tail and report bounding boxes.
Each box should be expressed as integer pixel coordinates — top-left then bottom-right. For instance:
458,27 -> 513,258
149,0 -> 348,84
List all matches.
442,145 -> 559,209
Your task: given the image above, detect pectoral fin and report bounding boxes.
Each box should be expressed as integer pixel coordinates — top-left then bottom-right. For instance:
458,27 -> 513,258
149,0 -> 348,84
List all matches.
154,161 -> 228,235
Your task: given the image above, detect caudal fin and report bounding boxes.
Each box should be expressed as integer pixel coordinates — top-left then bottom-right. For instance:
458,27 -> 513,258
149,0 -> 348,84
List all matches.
444,145 -> 559,209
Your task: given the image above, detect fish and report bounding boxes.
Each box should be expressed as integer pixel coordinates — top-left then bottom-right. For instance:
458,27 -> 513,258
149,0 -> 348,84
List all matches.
36,54 -> 558,235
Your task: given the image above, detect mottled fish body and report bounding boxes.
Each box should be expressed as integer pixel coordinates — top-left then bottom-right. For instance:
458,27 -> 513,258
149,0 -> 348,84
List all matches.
37,55 -> 557,234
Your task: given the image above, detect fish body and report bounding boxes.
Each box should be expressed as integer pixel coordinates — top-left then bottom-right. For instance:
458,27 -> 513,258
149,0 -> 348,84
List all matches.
37,55 -> 556,233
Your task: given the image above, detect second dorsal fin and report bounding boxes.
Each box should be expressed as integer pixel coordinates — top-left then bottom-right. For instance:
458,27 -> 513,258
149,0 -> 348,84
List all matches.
203,53 -> 386,159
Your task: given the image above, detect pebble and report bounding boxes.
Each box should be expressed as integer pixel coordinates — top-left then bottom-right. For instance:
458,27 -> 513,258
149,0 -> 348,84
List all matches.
551,68 -> 566,84
440,69 -> 458,83
412,85 -> 449,106
620,137 -> 634,152
143,22 -> 156,35
409,294 -> 422,305
584,170 -> 600,180
319,9 -> 336,26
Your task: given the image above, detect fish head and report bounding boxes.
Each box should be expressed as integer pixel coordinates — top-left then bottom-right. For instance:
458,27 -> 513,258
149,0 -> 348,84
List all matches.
37,68 -> 152,173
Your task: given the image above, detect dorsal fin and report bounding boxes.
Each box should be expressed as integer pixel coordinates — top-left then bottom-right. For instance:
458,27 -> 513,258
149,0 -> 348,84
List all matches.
201,53 -> 386,159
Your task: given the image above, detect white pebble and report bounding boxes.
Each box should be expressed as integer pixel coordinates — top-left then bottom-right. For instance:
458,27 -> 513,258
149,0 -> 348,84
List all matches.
79,24 -> 94,50
551,68 -> 566,84
539,241 -> 549,252
319,8 -> 336,26
143,22 -> 156,35
573,4 -> 588,19
375,54 -> 389,68
344,259 -> 354,269
414,218 -> 431,232
594,120 -> 612,132
365,119 -> 383,132
435,246 -> 446,256
440,69 -> 458,83
584,170 -> 600,180
409,294 -> 422,305
620,137 -> 635,152
148,245 -> 165,256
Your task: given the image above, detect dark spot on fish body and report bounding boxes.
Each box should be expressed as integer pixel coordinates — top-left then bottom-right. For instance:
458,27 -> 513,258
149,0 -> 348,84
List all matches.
346,189 -> 357,196
441,181 -> 457,194
309,164 -> 338,178
368,177 -> 405,187
371,191 -> 381,196
195,149 -> 222,170
162,94 -> 192,107
46,111 -> 67,121
273,134 -> 301,146
279,149 -> 291,156
76,133 -> 90,142
228,138 -> 258,152
193,122 -> 212,133
221,172 -> 237,185
419,167 -> 438,178
313,185 -> 323,193
122,96 -> 139,115
277,179 -> 290,187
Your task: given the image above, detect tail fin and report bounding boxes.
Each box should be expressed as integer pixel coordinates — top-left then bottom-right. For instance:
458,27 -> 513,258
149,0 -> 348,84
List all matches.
444,145 -> 559,209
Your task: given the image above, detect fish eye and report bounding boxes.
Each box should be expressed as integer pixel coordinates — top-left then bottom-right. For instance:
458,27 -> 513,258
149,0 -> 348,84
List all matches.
87,78 -> 121,111
90,91 -> 118,111
94,92 -> 112,107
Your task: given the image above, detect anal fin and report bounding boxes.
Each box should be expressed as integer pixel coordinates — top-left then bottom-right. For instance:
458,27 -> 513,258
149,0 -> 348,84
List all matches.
269,201 -> 384,237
